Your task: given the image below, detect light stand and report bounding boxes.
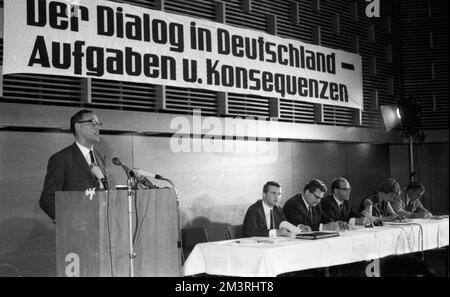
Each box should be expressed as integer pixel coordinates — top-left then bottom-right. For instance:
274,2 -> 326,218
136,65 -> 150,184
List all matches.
404,129 -> 424,183
399,98 -> 423,183
382,98 -> 423,183
408,134 -> 415,182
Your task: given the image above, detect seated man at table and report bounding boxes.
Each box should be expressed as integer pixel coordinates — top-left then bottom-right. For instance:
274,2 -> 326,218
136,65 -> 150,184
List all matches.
359,178 -> 405,223
243,181 -> 292,237
391,181 -> 432,219
321,177 -> 368,226
283,179 -> 340,232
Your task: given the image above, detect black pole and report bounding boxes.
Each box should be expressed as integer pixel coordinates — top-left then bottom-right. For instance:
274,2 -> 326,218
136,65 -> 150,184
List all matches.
408,134 -> 415,182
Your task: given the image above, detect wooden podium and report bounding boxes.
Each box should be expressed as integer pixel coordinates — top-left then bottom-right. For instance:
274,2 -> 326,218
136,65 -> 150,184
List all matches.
55,189 -> 181,277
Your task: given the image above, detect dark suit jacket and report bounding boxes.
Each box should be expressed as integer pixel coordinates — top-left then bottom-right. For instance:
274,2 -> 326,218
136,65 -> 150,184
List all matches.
321,194 -> 361,222
282,193 -> 330,231
243,200 -> 286,237
39,142 -> 108,220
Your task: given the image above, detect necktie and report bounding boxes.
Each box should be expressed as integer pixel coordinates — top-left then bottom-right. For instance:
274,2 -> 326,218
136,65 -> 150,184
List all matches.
407,200 -> 413,211
89,150 -> 106,190
340,204 -> 345,216
269,209 -> 274,229
89,150 -> 96,165
308,207 -> 313,219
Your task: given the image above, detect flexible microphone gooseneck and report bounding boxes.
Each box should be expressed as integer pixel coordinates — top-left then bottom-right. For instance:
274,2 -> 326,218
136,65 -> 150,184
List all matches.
133,168 -> 164,180
90,164 -> 108,190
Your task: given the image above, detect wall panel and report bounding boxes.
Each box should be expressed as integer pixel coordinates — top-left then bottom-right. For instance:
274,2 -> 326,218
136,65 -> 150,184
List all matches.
390,143 -> 449,215
0,130 -> 394,275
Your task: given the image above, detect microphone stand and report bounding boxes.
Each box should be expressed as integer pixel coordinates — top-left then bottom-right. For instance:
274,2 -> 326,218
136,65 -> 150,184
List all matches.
113,158 -> 137,277
160,177 -> 183,277
127,175 -> 136,277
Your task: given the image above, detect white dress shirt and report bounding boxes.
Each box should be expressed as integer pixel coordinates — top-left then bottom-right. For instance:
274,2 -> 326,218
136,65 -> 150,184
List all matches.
302,194 -> 323,231
301,194 -> 311,215
405,194 -> 411,206
262,201 -> 277,237
333,195 -> 343,207
75,141 -> 94,165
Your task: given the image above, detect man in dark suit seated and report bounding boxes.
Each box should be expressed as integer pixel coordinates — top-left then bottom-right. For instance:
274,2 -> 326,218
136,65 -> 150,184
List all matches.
321,177 -> 368,227
283,179 -> 339,232
243,181 -> 292,237
39,110 -> 108,221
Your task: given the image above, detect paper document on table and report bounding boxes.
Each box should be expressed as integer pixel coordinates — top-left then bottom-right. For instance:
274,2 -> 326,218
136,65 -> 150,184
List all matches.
231,237 -> 290,246
383,219 -> 414,225
295,231 -> 340,240
279,221 -> 302,235
429,215 -> 448,220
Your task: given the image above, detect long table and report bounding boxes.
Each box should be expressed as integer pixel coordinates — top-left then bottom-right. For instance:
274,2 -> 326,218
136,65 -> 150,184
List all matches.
183,218 -> 449,277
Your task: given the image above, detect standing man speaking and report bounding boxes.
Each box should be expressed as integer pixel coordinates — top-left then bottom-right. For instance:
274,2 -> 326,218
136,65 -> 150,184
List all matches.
39,110 -> 108,220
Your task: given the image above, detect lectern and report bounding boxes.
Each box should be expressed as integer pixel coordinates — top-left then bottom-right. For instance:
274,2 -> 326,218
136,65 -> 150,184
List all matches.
55,189 -> 180,277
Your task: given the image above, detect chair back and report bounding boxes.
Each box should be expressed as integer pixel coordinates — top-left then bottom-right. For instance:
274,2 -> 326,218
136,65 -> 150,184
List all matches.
225,224 -> 244,240
181,227 -> 209,261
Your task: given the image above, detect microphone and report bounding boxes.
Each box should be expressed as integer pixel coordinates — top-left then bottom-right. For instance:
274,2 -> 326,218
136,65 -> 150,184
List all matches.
90,164 -> 108,190
112,157 -> 137,178
133,168 -> 164,180
136,175 -> 158,189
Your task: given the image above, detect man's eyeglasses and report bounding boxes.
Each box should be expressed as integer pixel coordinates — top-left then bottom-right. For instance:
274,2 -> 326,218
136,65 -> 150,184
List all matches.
77,120 -> 103,128
338,187 -> 351,192
309,190 -> 323,200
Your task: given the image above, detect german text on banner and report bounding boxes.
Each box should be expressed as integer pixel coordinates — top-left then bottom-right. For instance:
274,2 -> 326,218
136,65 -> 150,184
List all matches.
3,0 -> 364,110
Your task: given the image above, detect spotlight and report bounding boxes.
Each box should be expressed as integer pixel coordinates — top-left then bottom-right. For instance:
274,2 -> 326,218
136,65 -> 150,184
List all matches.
397,97 -> 422,132
381,96 -> 424,182
380,97 -> 422,133
380,105 -> 402,132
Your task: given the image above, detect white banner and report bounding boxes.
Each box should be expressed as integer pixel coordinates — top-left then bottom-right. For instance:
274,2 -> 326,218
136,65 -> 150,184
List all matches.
3,0 -> 363,110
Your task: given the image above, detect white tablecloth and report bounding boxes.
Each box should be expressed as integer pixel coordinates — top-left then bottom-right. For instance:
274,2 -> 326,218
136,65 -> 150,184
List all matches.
183,218 -> 449,277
